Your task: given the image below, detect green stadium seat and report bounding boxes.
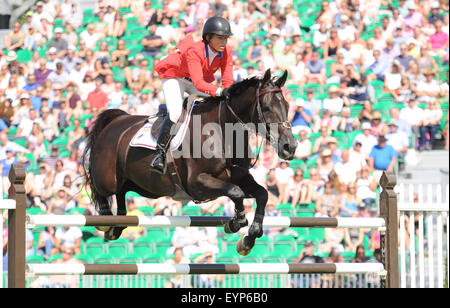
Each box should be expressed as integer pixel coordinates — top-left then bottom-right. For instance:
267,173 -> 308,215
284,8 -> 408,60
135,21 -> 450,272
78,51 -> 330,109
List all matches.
132,236 -> 154,256
73,254 -> 92,264
119,253 -> 142,264
84,237 -> 105,258
93,253 -> 114,264
142,253 -> 165,263
107,238 -> 129,259
26,255 -> 45,263
47,254 -> 63,263
182,205 -> 201,216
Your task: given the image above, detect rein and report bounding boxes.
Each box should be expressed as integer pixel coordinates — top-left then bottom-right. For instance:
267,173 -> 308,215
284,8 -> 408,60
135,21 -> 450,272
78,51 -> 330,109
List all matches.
222,84 -> 291,168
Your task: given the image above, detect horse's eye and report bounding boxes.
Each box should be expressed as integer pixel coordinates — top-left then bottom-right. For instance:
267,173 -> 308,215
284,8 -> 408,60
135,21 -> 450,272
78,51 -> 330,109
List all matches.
262,105 -> 272,112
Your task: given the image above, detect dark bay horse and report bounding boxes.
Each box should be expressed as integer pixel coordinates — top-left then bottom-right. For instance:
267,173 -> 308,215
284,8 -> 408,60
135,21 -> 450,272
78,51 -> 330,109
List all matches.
82,69 -> 297,255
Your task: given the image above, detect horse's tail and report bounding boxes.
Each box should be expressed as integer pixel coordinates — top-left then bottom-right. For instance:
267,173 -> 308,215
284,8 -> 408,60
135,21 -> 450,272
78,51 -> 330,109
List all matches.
82,109 -> 128,212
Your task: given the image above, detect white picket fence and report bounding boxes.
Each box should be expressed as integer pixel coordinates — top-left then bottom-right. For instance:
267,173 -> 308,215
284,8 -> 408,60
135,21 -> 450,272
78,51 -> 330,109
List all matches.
397,183 -> 449,288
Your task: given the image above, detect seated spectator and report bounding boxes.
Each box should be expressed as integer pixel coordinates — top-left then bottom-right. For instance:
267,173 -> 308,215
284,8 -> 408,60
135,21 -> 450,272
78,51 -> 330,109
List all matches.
352,244 -> 370,263
47,186 -> 72,215
399,98 -> 424,147
429,20 -> 448,58
338,106 -> 360,132
289,98 -> 313,134
323,85 -> 345,118
109,11 -> 128,38
386,119 -> 409,170
344,226 -> 365,253
338,182 -> 361,217
86,78 -> 109,111
315,181 -> 339,217
4,22 -> 24,51
80,24 -> 103,50
246,37 -> 266,64
366,49 -> 389,82
263,200 -> 285,239
36,226 -> 58,259
416,69 -> 441,103
323,27 -> 342,60
305,51 -> 326,86
395,43 -> 415,73
47,27 -> 68,58
313,126 -> 332,154
370,111 -> 388,138
303,88 -> 322,117
141,24 -> 164,59
153,196 -> 181,216
320,227 -> 345,254
199,199 -> 221,215
54,225 -> 82,255
384,62 -> 402,100
317,148 -> 335,182
294,240 -> 324,263
265,168 -> 282,202
294,129 -> 312,161
121,197 -> 145,240
358,100 -> 374,124
353,122 -> 378,159
111,39 -> 130,68
396,75 -> 414,105
368,135 -> 398,182
283,168 -> 315,208
419,100 -> 443,151
335,149 -> 359,184
356,166 -> 378,209
192,251 -> 221,288
47,247 -> 83,288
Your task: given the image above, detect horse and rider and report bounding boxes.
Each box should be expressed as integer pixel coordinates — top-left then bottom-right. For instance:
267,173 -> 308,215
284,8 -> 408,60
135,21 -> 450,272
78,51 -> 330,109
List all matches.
82,16 -> 297,255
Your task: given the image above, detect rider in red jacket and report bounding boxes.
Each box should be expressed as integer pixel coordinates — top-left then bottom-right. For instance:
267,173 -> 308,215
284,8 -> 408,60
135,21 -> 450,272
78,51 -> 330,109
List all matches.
151,16 -> 234,174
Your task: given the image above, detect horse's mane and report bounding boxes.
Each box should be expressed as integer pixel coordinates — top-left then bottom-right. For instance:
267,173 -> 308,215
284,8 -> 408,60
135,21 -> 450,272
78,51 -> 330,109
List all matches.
190,76 -> 261,114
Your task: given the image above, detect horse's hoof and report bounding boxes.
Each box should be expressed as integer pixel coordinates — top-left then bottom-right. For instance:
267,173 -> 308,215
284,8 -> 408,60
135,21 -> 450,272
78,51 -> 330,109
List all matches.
224,222 -> 234,234
236,236 -> 254,256
96,226 -> 111,233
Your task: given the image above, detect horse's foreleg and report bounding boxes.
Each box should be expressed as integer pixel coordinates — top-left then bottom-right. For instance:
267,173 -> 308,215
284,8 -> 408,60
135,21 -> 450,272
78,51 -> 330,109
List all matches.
194,173 -> 248,233
235,175 -> 268,256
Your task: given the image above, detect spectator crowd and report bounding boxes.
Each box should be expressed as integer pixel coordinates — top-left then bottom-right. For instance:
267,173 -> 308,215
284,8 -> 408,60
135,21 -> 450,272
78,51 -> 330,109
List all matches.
1,0 -> 449,287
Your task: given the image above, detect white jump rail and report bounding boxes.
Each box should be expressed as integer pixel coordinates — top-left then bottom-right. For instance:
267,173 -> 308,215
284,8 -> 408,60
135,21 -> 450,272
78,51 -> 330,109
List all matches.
26,263 -> 386,276
26,215 -> 386,229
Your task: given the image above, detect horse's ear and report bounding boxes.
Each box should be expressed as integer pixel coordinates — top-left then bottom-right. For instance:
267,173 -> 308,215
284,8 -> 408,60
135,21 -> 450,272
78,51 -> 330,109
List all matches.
261,69 -> 271,85
275,70 -> 288,88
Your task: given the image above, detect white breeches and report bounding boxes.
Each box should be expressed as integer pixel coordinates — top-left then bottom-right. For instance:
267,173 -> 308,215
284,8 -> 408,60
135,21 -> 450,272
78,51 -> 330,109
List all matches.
162,78 -> 210,123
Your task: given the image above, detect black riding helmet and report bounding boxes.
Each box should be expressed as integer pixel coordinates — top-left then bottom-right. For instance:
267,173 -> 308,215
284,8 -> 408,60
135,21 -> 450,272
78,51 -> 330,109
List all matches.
202,16 -> 233,42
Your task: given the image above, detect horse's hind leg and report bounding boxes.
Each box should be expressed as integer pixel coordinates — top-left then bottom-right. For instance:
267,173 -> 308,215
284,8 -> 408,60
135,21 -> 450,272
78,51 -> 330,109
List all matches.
103,187 -> 128,241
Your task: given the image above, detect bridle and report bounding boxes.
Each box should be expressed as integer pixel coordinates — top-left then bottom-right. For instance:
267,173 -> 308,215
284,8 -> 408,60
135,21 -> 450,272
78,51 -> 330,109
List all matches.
221,82 -> 292,167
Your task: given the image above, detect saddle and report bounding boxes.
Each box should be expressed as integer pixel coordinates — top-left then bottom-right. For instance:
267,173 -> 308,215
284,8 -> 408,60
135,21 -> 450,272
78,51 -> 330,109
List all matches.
150,94 -> 202,139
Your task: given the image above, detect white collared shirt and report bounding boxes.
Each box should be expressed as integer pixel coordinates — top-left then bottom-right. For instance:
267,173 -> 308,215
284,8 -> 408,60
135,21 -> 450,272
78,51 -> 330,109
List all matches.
207,45 -> 219,66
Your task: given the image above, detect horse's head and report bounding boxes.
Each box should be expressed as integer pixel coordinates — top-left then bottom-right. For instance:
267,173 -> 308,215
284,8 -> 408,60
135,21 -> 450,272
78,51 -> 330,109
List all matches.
255,69 -> 297,160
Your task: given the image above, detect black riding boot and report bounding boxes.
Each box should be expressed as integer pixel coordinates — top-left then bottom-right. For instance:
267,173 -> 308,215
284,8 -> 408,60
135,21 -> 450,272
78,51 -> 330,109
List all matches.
150,117 -> 176,174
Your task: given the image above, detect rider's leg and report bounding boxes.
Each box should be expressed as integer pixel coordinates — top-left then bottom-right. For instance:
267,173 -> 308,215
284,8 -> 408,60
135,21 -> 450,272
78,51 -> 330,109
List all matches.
149,78 -> 184,174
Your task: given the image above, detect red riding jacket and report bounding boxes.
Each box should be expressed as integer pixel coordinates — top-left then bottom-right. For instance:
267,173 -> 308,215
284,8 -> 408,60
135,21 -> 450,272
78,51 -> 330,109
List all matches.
155,35 -> 233,97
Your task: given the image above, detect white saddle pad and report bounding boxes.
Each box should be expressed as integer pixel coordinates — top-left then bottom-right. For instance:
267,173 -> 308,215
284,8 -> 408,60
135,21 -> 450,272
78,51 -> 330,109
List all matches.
130,102 -> 196,151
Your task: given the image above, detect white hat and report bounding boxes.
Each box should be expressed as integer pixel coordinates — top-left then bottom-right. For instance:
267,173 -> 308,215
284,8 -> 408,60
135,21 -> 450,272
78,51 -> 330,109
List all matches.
361,122 -> 371,130
48,47 -> 57,54
20,93 -> 30,100
54,27 -> 63,33
295,98 -> 305,107
270,28 -> 281,36
407,1 -> 416,10
431,1 -> 440,8
6,51 -> 17,61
